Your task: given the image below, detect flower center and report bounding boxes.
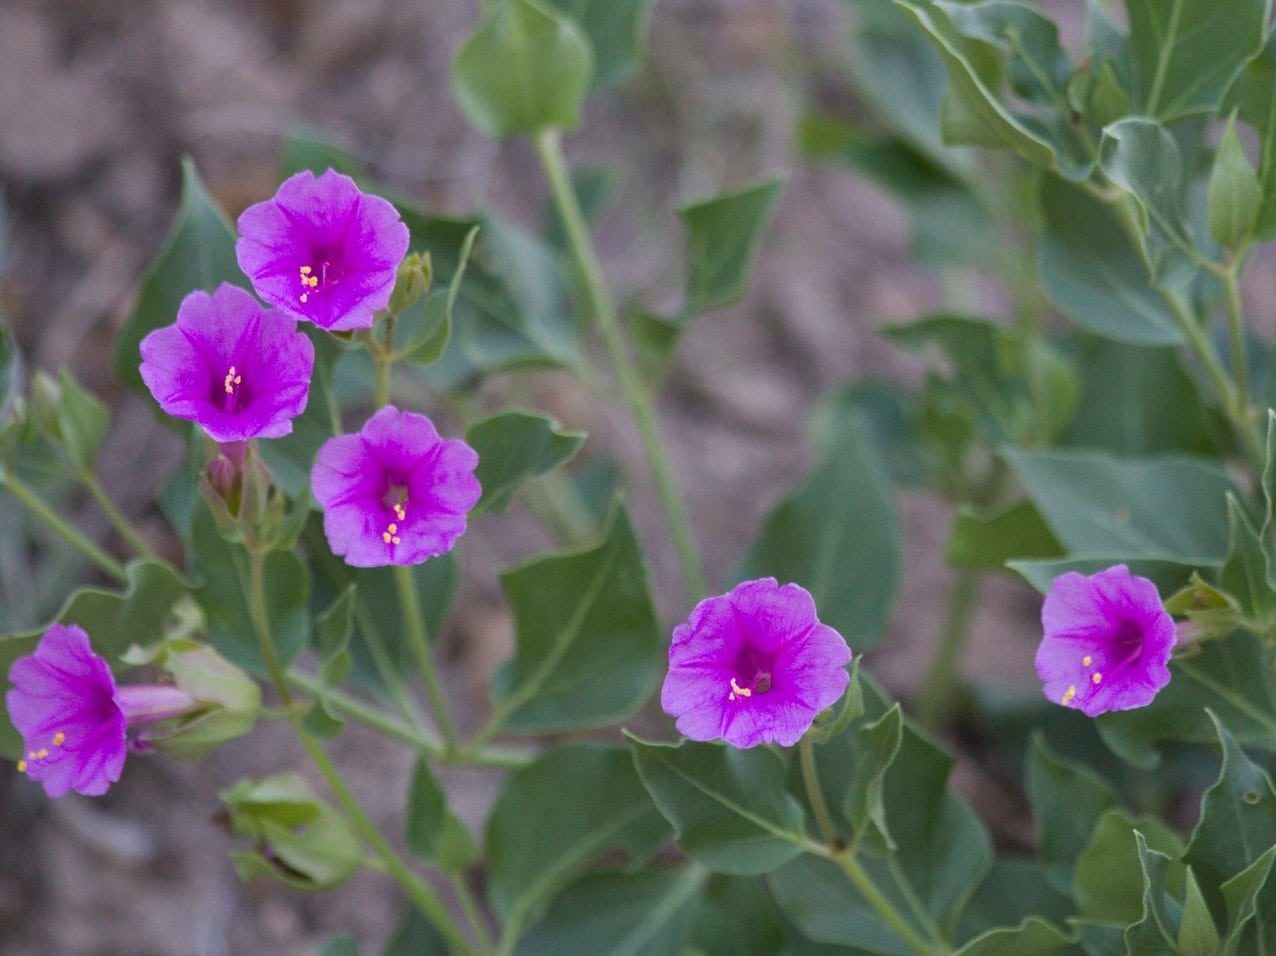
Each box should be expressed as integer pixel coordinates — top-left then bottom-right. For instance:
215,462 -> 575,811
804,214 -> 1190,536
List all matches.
728,670 -> 772,701
220,365 -> 244,411
382,498 -> 408,546
17,729 -> 67,774
298,260 -> 341,304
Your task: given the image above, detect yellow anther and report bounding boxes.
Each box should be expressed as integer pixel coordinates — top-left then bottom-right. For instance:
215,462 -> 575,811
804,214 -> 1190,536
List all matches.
387,523 -> 398,535
393,502 -> 407,521
53,732 -> 65,747
223,366 -> 242,395
1092,672 -> 1103,685
300,265 -> 312,275
36,749 -> 48,759
16,760 -> 26,773
391,536 -> 401,545
729,677 -> 753,701
1082,655 -> 1092,667
300,293 -> 309,303
382,531 -> 392,543
1061,685 -> 1077,705
308,276 -> 319,288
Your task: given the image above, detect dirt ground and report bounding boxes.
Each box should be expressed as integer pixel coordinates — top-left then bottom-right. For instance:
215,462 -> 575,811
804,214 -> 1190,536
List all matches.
0,1 -> 1042,953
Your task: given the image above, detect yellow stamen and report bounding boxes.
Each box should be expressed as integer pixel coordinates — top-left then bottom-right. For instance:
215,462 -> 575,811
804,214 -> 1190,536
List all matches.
394,502 -> 407,521
1082,655 -> 1092,667
1092,672 -> 1103,685
16,760 -> 26,773
299,265 -> 312,275
53,732 -> 65,747
728,677 -> 752,701
300,293 -> 309,303
223,366 -> 242,395
36,748 -> 48,759
1061,685 -> 1077,705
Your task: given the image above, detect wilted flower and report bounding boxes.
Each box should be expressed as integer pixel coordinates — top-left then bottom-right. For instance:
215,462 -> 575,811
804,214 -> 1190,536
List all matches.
311,406 -> 481,568
661,578 -> 852,748
235,169 -> 410,332
6,625 -> 198,798
1037,564 -> 1175,717
139,283 -> 314,443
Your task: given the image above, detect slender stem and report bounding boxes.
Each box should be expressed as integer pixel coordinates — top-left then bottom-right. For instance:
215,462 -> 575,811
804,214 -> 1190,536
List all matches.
375,355 -> 392,408
916,571 -> 979,730
394,564 -> 459,752
534,128 -> 706,601
79,469 -> 155,559
799,737 -> 841,849
298,733 -> 478,956
1,469 -> 127,581
244,549 -> 478,955
834,853 -> 948,956
450,874 -> 495,952
1223,264 -> 1251,420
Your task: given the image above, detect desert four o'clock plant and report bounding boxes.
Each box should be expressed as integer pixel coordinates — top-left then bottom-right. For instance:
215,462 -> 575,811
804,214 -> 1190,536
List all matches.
5,0 -> 1276,954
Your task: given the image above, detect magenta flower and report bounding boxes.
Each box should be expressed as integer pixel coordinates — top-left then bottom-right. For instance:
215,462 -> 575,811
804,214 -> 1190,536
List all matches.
1036,564 -> 1176,717
661,578 -> 852,748
235,169 -> 410,332
139,283 -> 314,443
311,406 -> 481,568
6,625 -> 198,798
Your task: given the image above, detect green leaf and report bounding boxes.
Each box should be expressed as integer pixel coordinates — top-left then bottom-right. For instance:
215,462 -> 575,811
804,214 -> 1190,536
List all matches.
958,860 -> 1076,941
1010,555 -> 1196,596
410,214 -> 580,391
540,0 -> 654,90
1219,845 -> 1276,954
1126,0 -> 1267,121
628,735 -> 809,875
467,411 -> 586,514
840,704 -> 904,851
405,758 -> 478,873
0,559 -> 190,757
1225,27 -> 1276,239
1184,713 -> 1276,941
0,311 -> 22,445
892,0 -> 1085,178
1097,632 -> 1276,768
40,370 -> 108,472
1025,734 -> 1117,889
1098,118 -> 1196,286
1124,831 -> 1182,952
491,500 -> 661,733
680,177 -> 785,316
946,501 -> 1062,572
1003,447 -> 1233,564
953,919 -> 1070,956
1063,339 -> 1223,455
191,504 -> 309,677
396,226 -> 477,368
115,159 -> 240,393
740,397 -> 900,649
1209,117 -> 1263,250
629,311 -> 682,391
382,909 -> 451,956
485,743 -> 670,924
319,937 -> 359,956
516,867 -> 701,956
1037,175 -> 1183,346
1220,495 -> 1276,631
452,0 -> 593,138
689,874 -> 786,956
1179,867 -> 1222,956
1073,809 -> 1184,925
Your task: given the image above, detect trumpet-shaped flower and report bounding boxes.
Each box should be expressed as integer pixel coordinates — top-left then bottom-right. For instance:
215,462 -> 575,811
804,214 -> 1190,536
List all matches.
312,406 -> 481,568
6,625 -> 198,798
1036,564 -> 1176,717
235,169 -> 410,332
661,578 -> 852,748
139,283 -> 314,443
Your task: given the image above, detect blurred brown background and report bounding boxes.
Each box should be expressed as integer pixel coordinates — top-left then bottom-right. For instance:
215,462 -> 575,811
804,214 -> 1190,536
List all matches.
0,1 -> 1041,953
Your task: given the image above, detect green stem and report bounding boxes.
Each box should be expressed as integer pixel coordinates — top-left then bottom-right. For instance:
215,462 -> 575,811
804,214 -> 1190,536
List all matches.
916,571 -> 979,730
450,874 -> 495,952
799,736 -> 841,849
834,853 -> 949,956
375,354 -> 392,408
1223,264 -> 1251,421
286,671 -> 533,768
244,550 -> 478,955
534,128 -> 706,601
394,564 -> 459,753
79,469 -> 155,559
1,469 -> 127,581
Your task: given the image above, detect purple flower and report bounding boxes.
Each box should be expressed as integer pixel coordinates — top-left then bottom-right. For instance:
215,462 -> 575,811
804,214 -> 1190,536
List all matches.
235,169 -> 410,332
139,283 -> 314,443
661,578 -> 852,748
312,406 -> 481,568
1036,564 -> 1176,717
5,625 -> 198,798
